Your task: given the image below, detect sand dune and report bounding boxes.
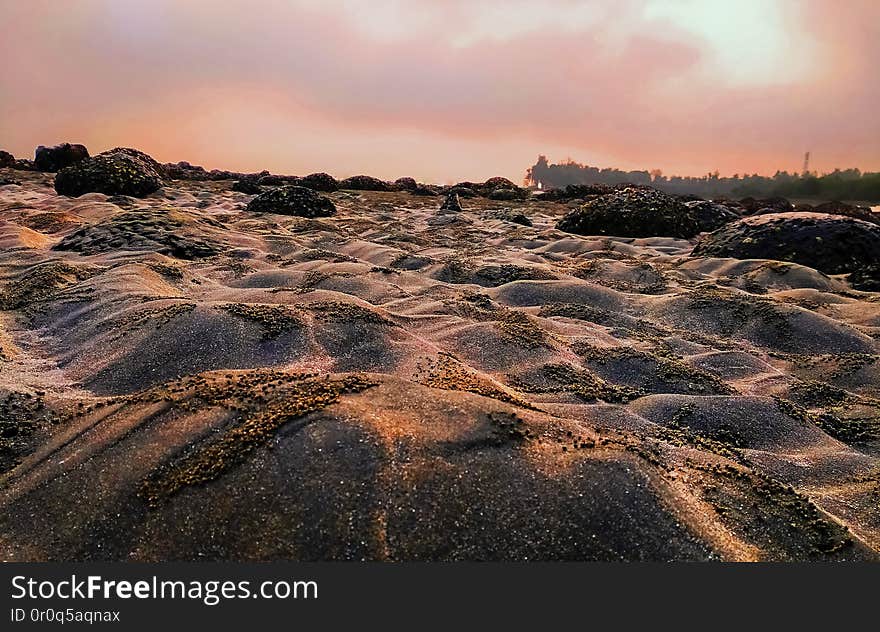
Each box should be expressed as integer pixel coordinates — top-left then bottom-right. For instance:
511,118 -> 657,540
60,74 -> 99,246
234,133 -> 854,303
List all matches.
0,168 -> 878,561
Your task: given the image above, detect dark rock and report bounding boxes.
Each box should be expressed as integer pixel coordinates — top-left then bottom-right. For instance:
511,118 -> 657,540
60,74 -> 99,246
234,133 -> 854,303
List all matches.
556,187 -> 704,238
848,265 -> 880,292
453,181 -> 481,191
410,184 -> 438,196
339,175 -> 391,191
392,177 -> 418,192
806,201 -> 877,225
54,148 -> 163,197
488,187 -> 529,201
490,209 -> 532,226
439,191 -> 462,212
12,159 -> 34,171
34,143 -> 89,172
245,185 -> 336,217
738,196 -> 792,215
231,179 -> 262,194
255,173 -> 300,186
0,177 -> 20,187
102,147 -> 166,177
540,183 -> 615,202
684,200 -> 740,232
105,195 -> 138,207
446,185 -> 478,198
207,169 -> 250,181
258,174 -> 286,186
0,150 -> 15,168
164,161 -> 212,181
692,212 -> 880,275
750,200 -> 878,224
298,172 -> 339,192
481,176 -> 517,192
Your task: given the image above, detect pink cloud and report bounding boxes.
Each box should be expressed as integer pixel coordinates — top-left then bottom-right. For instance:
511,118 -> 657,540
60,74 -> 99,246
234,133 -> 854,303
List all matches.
0,0 -> 876,181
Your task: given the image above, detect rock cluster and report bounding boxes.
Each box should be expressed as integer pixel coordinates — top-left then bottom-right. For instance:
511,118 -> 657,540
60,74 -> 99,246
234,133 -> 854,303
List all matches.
297,172 -> 339,192
392,177 -> 418,192
245,185 -> 336,217
231,178 -> 262,194
488,187 -> 529,201
750,200 -> 879,225
684,200 -> 740,232
339,175 -> 391,191
693,212 -> 880,282
737,196 -> 793,214
54,148 -> 163,197
556,187 -> 722,238
411,184 -> 439,196
34,143 -> 90,172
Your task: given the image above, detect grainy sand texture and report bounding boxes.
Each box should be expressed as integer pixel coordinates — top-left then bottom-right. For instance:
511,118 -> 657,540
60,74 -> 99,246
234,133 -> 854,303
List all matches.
1,162 -> 878,561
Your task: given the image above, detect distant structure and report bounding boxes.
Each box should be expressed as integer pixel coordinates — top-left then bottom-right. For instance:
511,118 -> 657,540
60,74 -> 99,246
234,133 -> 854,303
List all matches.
802,151 -> 811,176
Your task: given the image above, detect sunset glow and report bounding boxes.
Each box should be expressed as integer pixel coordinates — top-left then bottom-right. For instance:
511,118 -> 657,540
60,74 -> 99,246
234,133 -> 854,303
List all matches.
1,0 -> 877,182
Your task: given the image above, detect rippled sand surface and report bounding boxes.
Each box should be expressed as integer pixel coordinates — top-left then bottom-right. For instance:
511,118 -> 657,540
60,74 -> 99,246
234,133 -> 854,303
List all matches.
0,170 -> 878,561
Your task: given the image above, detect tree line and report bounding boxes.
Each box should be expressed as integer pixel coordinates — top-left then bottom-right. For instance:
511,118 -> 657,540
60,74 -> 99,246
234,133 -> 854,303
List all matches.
525,156 -> 880,202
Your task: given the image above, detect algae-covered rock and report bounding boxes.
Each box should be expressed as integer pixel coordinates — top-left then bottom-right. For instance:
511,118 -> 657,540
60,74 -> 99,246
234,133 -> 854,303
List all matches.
245,185 -> 336,217
54,148 -> 163,197
693,212 -> 880,275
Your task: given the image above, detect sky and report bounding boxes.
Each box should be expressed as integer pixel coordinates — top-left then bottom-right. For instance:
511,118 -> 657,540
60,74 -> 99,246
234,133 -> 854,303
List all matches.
1,0 -> 877,183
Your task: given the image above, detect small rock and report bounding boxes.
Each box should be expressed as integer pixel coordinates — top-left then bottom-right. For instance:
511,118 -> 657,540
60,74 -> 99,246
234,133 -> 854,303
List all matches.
34,143 -> 90,172
439,191 -> 462,212
231,179 -> 262,194
488,187 -> 528,201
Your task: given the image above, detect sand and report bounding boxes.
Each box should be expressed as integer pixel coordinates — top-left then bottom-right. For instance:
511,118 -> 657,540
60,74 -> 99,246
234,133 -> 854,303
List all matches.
0,169 -> 878,561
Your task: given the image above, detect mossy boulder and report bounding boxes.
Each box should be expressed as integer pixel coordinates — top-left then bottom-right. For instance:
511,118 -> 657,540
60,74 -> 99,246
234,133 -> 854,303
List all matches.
488,187 -> 529,201
692,212 -> 880,277
481,176 -> 517,192
411,184 -> 438,196
738,196 -> 793,214
231,179 -> 262,194
540,183 -> 614,202
392,177 -> 418,192
54,149 -> 163,197
102,147 -> 166,176
298,172 -> 339,192
245,185 -> 336,217
556,187 -> 707,238
848,264 -> 880,292
446,185 -> 478,198
754,200 -> 878,225
684,200 -> 740,232
34,143 -> 90,172
339,175 -> 390,191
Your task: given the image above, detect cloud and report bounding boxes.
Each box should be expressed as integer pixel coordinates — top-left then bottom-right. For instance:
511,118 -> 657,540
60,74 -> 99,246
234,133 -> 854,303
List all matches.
0,0 -> 876,181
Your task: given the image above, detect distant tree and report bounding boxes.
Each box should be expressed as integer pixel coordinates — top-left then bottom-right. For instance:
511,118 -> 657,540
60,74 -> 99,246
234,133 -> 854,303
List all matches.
525,156 -> 880,202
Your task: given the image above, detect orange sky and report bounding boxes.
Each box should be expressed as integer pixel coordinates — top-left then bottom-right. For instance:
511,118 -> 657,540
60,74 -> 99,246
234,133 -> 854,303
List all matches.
1,0 -> 877,183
